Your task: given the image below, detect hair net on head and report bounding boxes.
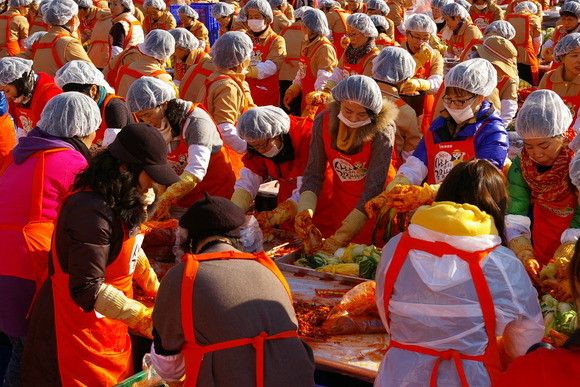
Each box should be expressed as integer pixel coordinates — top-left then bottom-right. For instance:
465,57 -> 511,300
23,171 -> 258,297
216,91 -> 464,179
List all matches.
515,90 -> 572,139
293,5 -> 312,18
431,0 -> 451,9
73,0 -> 92,8
0,57 -> 33,86
9,0 -> 32,7
24,31 -> 46,49
331,75 -> 383,114
554,32 -> 580,62
514,1 -> 537,14
302,8 -> 329,35
268,0 -> 286,7
370,14 -> 388,30
138,29 -> 175,61
38,92 -> 101,137
178,5 -> 198,19
441,2 -> 469,19
126,76 -> 176,113
445,58 -> 497,96
43,0 -> 78,26
404,13 -> 437,34
318,0 -> 335,7
211,2 -> 234,18
484,20 -> 516,40
144,0 -> 165,10
372,46 -> 416,84
169,28 -> 199,51
119,0 -> 134,12
346,13 -> 378,37
455,0 -> 470,11
560,0 -> 580,18
237,106 -> 291,141
366,0 -> 389,14
243,0 -> 273,23
210,31 -> 253,68
569,152 -> 580,190
55,60 -> 112,90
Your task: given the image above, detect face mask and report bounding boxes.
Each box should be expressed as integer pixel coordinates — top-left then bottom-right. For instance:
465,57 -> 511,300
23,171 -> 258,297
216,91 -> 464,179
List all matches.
434,17 -> 444,23
247,19 -> 267,33
337,111 -> 371,128
260,143 -> 282,158
474,3 -> 487,10
444,102 -> 474,124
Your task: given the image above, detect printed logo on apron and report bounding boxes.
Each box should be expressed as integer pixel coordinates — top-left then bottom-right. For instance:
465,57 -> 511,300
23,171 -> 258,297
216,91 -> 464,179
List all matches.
128,234 -> 144,274
332,158 -> 367,182
250,49 -> 263,66
19,115 -> 33,135
433,149 -> 466,183
473,17 -> 489,30
298,60 -> 307,79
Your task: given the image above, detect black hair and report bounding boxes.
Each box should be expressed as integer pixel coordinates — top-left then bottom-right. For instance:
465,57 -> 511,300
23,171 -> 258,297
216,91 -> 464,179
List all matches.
181,229 -> 242,254
375,25 -> 387,35
164,98 -> 187,138
560,11 -> 579,19
10,70 -> 35,98
61,83 -> 95,95
365,107 -> 379,123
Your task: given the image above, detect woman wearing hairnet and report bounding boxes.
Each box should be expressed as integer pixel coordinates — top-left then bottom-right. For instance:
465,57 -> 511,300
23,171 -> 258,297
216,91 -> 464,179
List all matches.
142,0 -> 176,33
27,0 -> 47,35
115,29 -> 175,97
75,0 -> 99,43
370,15 -> 394,49
505,0 -> 544,18
211,2 -> 242,36
21,122 -> 178,386
505,1 -> 542,85
366,59 -> 509,216
441,2 -> 483,59
541,1 -> 580,66
268,0 -> 292,34
484,19 -> 516,40
375,159 -> 544,387
127,76 -> 237,220
30,0 -> 91,77
431,0 -> 452,32
0,92 -> 99,387
506,90 -> 580,278
231,106 -> 333,238
366,0 -> 394,42
372,47 -> 421,166
346,0 -> 365,14
178,5 -> 210,51
469,0 -> 504,33
295,75 -> 397,254
0,57 -> 61,138
319,0 -> 349,60
0,0 -> 30,57
240,0 -> 286,107
108,0 -> 144,58
283,8 -> 337,112
168,28 -> 209,85
55,60 -> 135,153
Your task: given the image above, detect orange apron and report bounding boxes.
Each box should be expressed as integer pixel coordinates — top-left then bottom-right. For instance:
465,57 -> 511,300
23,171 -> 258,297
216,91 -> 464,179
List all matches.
52,193 -> 142,386
180,251 -> 298,387
114,65 -> 166,91
375,39 -> 398,47
331,9 -> 349,60
298,39 -> 333,111
246,34 -> 281,106
144,16 -> 167,32
32,33 -> 68,68
549,28 -> 565,70
470,10 -> 494,32
0,112 -> 15,167
382,233 -> 501,386
80,11 -> 99,41
93,94 -> 126,147
506,14 -> 539,85
105,45 -> 140,86
342,47 -> 379,76
544,75 -> 580,141
0,14 -> 22,56
114,17 -> 139,52
459,38 -> 483,62
448,32 -> 465,59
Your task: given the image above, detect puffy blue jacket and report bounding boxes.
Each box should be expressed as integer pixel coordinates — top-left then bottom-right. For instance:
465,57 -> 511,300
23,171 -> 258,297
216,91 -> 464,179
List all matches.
0,92 -> 8,116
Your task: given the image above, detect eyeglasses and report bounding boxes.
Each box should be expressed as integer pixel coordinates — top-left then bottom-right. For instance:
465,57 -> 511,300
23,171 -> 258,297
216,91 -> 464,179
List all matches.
346,31 -> 362,38
442,94 -> 477,107
408,31 -> 430,42
247,138 -> 275,152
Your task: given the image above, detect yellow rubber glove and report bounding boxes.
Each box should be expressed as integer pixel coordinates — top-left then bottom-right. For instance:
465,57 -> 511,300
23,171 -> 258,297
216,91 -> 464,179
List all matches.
94,284 -> 154,339
320,209 -> 368,254
553,240 -> 575,260
295,191 -> 322,255
255,199 -> 298,242
303,90 -> 330,118
385,174 -> 412,192
151,171 -> 198,221
246,65 -> 259,78
386,183 -> 438,213
508,236 -> 539,281
413,42 -> 433,69
541,47 -> 553,62
323,80 -> 336,93
133,249 -> 159,297
283,82 -> 301,110
365,175 -> 412,219
400,78 -> 431,94
231,188 -> 254,212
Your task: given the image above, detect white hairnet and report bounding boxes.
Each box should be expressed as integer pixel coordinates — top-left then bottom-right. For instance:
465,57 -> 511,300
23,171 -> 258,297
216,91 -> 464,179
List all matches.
43,0 -> 78,26
38,92 -> 101,137
372,46 -> 416,84
456,0 -> 470,11
331,75 -> 383,114
24,31 -> 46,49
138,29 -> 175,61
370,14 -> 388,30
484,20 -> 516,40
210,31 -> 253,69
126,76 -> 176,112
554,32 -> 580,62
0,57 -> 33,86
366,0 -> 389,14
514,1 -> 537,14
431,0 -> 451,9
169,28 -> 199,51
441,2 -> 469,19
348,0 -> 363,3
178,5 -> 198,19
55,60 -> 112,90
302,8 -> 329,35
346,13 -> 378,38
120,0 -> 134,13
569,152 -> 580,190
318,0 -> 336,7
9,0 -> 32,6
237,106 -> 291,141
243,0 -> 273,23
144,0 -> 165,10
293,5 -> 312,18
445,58 -> 497,97
515,90 -> 572,139
211,2 -> 234,18
561,0 -> 580,18
268,0 -> 286,7
73,0 -> 91,8
405,13 -> 437,34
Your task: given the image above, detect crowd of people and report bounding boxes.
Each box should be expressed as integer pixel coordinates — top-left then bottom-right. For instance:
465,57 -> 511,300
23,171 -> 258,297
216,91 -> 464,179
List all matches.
0,0 -> 579,385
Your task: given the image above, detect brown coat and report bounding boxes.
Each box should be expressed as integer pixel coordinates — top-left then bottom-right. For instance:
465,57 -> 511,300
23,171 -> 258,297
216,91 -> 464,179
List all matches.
538,66 -> 580,98
143,11 -> 176,34
188,20 -> 210,48
32,26 -> 91,77
115,55 -> 174,97
247,26 -> 286,71
279,20 -> 302,81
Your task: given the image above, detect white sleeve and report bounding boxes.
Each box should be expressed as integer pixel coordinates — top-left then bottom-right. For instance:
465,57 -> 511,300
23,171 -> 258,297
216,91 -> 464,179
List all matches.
255,59 -> 278,79
500,99 -> 518,125
289,176 -> 302,204
542,38 -> 554,50
292,68 -> 302,87
327,66 -> 346,86
400,149 -> 413,162
561,228 -> 580,243
233,167 -> 264,198
101,128 -> 122,148
397,155 -> 428,185
149,344 -> 186,383
217,122 -> 247,154
505,214 -> 532,242
427,74 -> 443,94
111,45 -> 123,57
184,144 -> 211,181
314,69 -> 333,91
532,37 -> 542,54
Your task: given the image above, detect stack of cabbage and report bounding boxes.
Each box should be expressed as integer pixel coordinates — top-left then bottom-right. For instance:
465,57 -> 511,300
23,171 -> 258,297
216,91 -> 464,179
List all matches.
541,294 -> 577,337
295,244 -> 382,279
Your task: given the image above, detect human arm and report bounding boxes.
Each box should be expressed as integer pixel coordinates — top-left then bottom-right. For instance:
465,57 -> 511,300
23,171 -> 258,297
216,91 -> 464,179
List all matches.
312,42 -> 337,91
208,79 -> 248,153
472,116 -> 509,170
110,22 -> 126,56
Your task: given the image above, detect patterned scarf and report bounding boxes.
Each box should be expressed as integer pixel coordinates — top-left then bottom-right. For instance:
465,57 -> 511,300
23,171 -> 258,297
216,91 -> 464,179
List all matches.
520,146 -> 574,203
345,38 -> 376,64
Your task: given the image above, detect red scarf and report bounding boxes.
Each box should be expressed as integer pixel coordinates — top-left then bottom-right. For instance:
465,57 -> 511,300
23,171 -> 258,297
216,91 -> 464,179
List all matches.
520,146 -> 574,203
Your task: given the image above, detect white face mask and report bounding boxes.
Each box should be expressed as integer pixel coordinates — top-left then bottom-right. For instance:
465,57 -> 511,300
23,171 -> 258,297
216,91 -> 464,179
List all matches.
444,102 -> 474,124
247,19 -> 267,33
474,3 -> 487,10
260,143 -> 282,158
434,17 -> 444,23
337,111 -> 371,128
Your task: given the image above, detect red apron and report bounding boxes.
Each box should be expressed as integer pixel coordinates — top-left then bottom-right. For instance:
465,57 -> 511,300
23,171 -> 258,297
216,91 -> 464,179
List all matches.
93,94 -> 125,147
0,14 -> 22,56
80,11 -> 99,41
180,251 -> 298,387
375,39 -> 397,47
175,50 -> 205,80
544,75 -> 580,141
11,75 -> 60,135
52,193 -> 142,386
114,65 -> 166,92
144,16 -> 167,32
104,45 -> 139,87
459,38 -> 483,62
298,39 -> 333,110
112,17 -> 139,55
246,34 -> 280,106
342,47 -> 379,76
425,122 -> 485,184
470,10 -> 494,33
549,28 -> 565,70
331,9 -> 349,60
506,14 -> 539,85
382,233 -> 502,386
410,58 -> 436,134
32,33 -> 69,68
448,33 -> 465,59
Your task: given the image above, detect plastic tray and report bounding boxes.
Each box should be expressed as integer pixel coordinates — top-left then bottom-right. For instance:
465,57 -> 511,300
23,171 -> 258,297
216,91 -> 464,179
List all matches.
113,370 -> 146,387
170,3 -> 221,45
